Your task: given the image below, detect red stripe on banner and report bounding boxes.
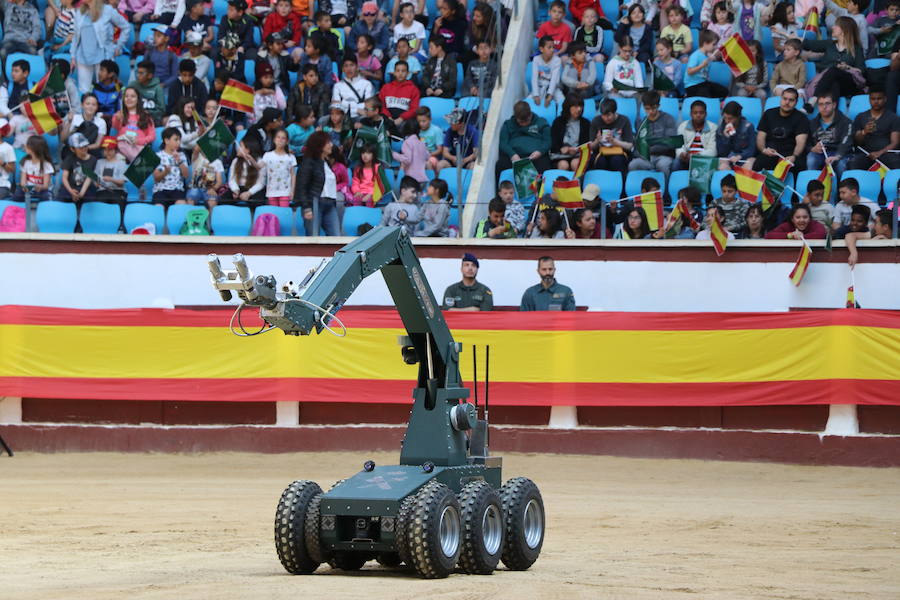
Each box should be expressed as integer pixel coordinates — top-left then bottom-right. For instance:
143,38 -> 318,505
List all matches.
3,305 -> 900,331
4,377 -> 900,406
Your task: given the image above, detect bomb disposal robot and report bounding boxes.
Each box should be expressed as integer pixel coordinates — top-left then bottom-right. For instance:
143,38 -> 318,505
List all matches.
207,225 -> 544,578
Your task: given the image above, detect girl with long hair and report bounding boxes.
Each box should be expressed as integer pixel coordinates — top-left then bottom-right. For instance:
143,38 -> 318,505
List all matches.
261,128 -> 296,208
350,145 -> 379,207
227,134 -> 266,204
165,97 -> 203,152
617,207 -> 651,239
14,136 -> 54,202
112,86 -> 156,161
550,94 -> 591,171
804,17 -> 866,100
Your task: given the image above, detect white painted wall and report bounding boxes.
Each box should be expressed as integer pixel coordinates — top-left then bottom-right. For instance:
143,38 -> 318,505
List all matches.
3,244 -> 898,311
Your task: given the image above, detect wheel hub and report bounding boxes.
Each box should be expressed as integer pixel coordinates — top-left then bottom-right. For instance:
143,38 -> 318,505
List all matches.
523,499 -> 543,549
439,505 -> 460,557
482,504 -> 502,555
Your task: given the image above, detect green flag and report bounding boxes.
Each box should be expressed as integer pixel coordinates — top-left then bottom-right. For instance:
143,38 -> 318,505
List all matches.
350,122 -> 393,164
876,25 -> 900,56
196,119 -> 235,162
688,155 -> 716,195
635,119 -> 650,160
761,170 -> 787,213
513,158 -> 539,200
612,80 -> 648,92
124,145 -> 161,188
652,64 -> 675,91
647,135 -> 683,148
29,65 -> 65,100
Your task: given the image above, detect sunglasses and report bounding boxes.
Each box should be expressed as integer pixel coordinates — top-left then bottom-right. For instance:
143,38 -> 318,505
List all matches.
363,11 -> 377,16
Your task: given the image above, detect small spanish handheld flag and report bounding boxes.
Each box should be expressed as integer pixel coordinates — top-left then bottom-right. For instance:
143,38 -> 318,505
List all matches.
710,211 -> 729,256
817,163 -> 835,203
23,97 -> 62,134
734,166 -> 766,203
634,189 -> 664,230
720,34 -> 755,77
789,243 -> 812,286
772,158 -> 792,180
572,143 -> 590,179
846,285 -> 860,308
220,78 -> 255,114
868,159 -> 889,179
662,197 -> 700,235
372,165 -> 393,207
553,178 -> 584,208
804,8 -> 820,39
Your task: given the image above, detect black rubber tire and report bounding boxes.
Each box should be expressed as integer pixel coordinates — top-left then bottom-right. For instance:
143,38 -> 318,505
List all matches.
499,477 -> 545,571
304,493 -> 330,564
458,481 -> 505,575
274,480 -> 323,574
329,551 -> 367,571
394,494 -> 416,566
406,482 -> 462,579
376,552 -> 403,567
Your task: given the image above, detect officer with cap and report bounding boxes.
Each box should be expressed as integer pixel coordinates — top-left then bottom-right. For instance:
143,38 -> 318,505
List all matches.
519,256 -> 576,311
441,253 -> 494,311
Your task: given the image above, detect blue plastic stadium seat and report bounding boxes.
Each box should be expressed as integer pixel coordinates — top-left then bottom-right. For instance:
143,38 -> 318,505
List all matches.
151,127 -> 164,151
342,206 -> 382,236
439,167 -> 473,201
794,169 -> 822,202
165,204 -> 193,233
455,63 -> 464,98
138,23 -> 158,44
115,54 -> 131,84
582,99 -> 597,122
498,168 -> 513,185
723,96 -> 763,127
625,170 -> 665,197
583,169 -> 623,202
420,97 -> 456,130
681,97 -> 721,125
524,96 -> 559,124
608,97 -> 637,128
667,170 -> 689,205
841,170 -> 881,202
708,62 -> 733,92
760,28 -> 776,62
884,169 -> 900,203
847,94 -> 872,121
244,60 -> 256,87
458,96 -> 491,114
253,206 -> 294,236
448,206 -> 460,228
79,202 -> 122,233
211,205 -> 252,235
36,200 -> 78,233
541,169 -> 576,187
123,202 -> 165,233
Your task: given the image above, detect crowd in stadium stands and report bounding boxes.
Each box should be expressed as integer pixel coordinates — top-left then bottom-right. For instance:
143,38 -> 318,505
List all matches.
483,0 -> 899,242
0,0 -> 506,235
0,0 -> 897,243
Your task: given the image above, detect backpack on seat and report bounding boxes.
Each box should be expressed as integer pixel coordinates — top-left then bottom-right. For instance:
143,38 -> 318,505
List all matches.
180,208 -> 211,235
251,212 -> 280,236
0,205 -> 26,232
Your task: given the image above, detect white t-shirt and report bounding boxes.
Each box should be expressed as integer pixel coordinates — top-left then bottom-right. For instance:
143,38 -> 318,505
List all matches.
261,150 -> 296,198
322,161 -> 337,200
0,142 -> 15,189
153,150 -> 188,192
192,155 -> 225,190
22,159 -> 54,188
392,21 -> 426,54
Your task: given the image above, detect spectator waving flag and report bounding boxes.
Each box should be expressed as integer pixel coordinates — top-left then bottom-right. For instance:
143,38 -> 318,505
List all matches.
572,144 -> 590,179
197,120 -> 235,162
634,189 -> 664,230
789,242 -> 812,286
23,97 -> 62,135
720,34 -> 755,77
220,79 -> 255,114
124,145 -> 162,188
710,211 -> 729,256
876,25 -> 900,56
803,8 -> 820,39
29,65 -> 65,100
513,158 -> 539,200
553,179 -> 584,208
662,197 -> 700,237
761,171 -> 787,213
847,271 -> 861,308
373,165 -> 394,207
772,158 -> 792,180
734,166 -> 766,203
816,163 -> 835,204
689,155 -> 716,194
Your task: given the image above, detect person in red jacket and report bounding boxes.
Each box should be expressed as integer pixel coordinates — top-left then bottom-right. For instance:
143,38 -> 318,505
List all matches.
765,204 -> 828,240
263,0 -> 303,60
569,0 -> 605,25
379,61 -> 421,129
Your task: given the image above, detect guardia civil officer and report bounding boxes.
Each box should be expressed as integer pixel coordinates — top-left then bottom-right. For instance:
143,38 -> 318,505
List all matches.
520,256 -> 576,311
441,253 -> 494,311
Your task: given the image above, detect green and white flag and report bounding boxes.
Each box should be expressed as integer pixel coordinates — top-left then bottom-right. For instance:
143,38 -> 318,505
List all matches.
635,119 -> 650,160
876,25 -> 900,56
652,64 -> 675,91
612,80 -> 648,92
512,158 -> 539,200
350,122 -> 393,164
196,119 -> 235,162
688,155 -> 717,195
124,145 -> 161,188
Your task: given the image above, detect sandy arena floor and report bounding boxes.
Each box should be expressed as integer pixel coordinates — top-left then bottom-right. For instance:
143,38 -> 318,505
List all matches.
1,451 -> 898,599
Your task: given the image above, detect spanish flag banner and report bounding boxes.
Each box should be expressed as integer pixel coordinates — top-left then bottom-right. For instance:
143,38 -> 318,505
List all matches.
720,34 -> 755,77
553,178 -> 584,208
804,8 -> 820,39
662,197 -> 700,236
789,243 -> 812,286
773,158 -> 792,180
817,163 -> 835,204
868,159 -> 889,179
572,143 -> 590,179
22,97 -> 62,135
372,165 -> 393,207
734,166 -> 766,203
710,211 -> 729,256
634,189 -> 664,230
220,78 -> 254,114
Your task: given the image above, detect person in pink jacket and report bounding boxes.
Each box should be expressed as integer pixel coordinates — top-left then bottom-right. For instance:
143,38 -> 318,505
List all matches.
765,204 -> 829,239
112,87 -> 157,161
118,0 -> 154,23
393,121 -> 429,185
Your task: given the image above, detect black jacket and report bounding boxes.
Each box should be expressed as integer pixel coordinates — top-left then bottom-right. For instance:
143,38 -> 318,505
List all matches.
421,54 -> 457,98
166,78 -> 208,115
550,116 -> 590,155
297,157 -> 334,209
286,82 -> 330,122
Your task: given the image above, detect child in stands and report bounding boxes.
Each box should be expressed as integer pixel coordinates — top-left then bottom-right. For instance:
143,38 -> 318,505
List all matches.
350,144 -> 378,207
415,178 -> 451,237
653,38 -> 684,97
574,7 -> 606,64
15,135 -> 54,202
531,36 -> 564,106
536,0 -> 573,54
660,5 -> 692,62
602,34 -> 643,99
380,175 -> 421,234
261,129 -> 296,207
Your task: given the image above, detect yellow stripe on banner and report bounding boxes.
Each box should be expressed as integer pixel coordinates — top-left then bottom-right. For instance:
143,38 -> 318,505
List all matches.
3,324 -> 900,384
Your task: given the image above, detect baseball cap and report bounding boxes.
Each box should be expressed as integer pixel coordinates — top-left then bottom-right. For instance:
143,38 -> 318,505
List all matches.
150,24 -> 169,36
582,183 -> 600,202
446,108 -> 465,125
220,33 -> 240,49
266,32 -> 284,45
228,0 -> 248,10
185,31 -> 203,46
330,103 -> 346,113
361,1 -> 379,14
462,252 -> 479,268
101,136 -> 117,149
68,133 -> 89,148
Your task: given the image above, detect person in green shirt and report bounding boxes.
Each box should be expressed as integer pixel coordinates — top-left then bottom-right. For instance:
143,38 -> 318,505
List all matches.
441,253 -> 494,311
520,256 -> 576,311
475,197 -> 517,239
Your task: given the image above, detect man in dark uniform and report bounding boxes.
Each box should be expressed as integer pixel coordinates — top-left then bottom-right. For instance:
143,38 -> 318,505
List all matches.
520,256 -> 576,311
441,253 -> 494,311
